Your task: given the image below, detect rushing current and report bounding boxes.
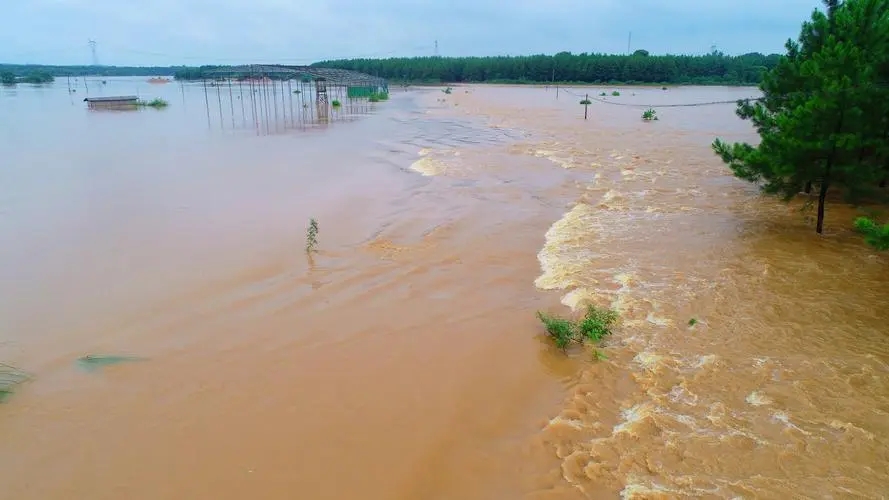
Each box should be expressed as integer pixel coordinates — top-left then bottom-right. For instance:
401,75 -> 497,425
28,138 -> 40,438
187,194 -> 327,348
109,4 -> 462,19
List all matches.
0,79 -> 887,499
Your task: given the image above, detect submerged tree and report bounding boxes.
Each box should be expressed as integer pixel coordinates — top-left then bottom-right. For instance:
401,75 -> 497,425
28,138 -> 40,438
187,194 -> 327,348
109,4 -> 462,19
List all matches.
713,0 -> 889,234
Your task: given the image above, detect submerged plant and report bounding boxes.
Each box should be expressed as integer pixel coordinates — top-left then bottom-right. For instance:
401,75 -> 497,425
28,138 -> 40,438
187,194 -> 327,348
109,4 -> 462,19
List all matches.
442,87 -> 453,94
331,100 -> 342,108
599,92 -> 607,96
688,318 -> 698,327
611,91 -> 621,97
579,98 -> 592,105
77,355 -> 147,372
0,363 -> 30,403
137,98 -> 169,108
537,305 -> 619,351
642,108 -> 658,121
306,218 -> 319,253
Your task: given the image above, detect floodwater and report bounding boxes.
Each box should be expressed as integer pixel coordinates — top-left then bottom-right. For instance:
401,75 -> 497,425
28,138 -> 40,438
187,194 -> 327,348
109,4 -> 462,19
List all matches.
0,79 -> 887,499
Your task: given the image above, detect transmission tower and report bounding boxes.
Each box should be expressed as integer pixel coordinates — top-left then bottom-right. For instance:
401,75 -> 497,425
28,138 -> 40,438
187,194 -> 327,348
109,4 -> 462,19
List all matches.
88,39 -> 98,66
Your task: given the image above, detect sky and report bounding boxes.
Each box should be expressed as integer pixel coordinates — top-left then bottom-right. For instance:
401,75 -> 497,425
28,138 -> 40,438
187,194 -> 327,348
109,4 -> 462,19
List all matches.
0,0 -> 825,66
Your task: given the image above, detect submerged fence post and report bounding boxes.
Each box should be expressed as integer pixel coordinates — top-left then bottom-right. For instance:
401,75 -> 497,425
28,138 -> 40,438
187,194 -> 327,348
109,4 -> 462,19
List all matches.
584,93 -> 589,120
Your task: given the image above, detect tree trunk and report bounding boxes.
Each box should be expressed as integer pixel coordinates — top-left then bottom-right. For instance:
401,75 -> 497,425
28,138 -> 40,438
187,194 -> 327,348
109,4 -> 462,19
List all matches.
804,181 -> 813,194
817,180 -> 829,234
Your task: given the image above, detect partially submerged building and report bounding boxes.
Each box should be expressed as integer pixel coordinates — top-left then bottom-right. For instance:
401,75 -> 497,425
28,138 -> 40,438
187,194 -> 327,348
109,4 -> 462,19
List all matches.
83,96 -> 139,110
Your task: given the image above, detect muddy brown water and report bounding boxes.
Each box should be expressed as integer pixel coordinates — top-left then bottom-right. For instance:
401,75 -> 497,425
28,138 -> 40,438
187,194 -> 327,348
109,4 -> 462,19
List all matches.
1,80 -> 887,499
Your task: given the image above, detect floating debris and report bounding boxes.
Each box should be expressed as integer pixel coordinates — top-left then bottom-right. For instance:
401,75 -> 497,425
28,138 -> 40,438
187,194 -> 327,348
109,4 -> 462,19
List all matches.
76,355 -> 147,372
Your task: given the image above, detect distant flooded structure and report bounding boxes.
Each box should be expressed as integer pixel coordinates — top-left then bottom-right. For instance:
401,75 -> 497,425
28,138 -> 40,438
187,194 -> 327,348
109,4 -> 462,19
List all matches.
83,96 -> 139,110
191,65 -> 389,135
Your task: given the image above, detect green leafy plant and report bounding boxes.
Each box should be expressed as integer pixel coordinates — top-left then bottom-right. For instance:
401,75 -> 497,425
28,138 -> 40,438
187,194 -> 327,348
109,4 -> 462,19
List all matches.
688,318 -> 698,326
306,218 -> 319,253
599,91 -> 607,96
611,91 -> 621,96
537,305 -> 619,351
854,217 -> 889,250
580,98 -> 592,105
137,98 -> 169,108
642,108 -> 658,121
331,100 -> 342,108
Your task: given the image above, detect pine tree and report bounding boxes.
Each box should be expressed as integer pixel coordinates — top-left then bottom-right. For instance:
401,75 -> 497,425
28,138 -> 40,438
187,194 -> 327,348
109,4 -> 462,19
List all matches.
713,0 -> 889,234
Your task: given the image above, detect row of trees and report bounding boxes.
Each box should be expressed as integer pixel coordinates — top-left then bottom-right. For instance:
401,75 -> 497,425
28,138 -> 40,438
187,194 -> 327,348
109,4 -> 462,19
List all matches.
0,64 -> 182,78
1,52 -> 781,86
312,52 -> 783,85
0,70 -> 53,85
713,0 -> 889,250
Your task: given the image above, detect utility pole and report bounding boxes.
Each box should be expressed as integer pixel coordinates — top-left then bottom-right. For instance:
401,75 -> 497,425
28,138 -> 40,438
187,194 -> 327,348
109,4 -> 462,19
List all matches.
627,32 -> 632,55
88,39 -> 98,66
434,40 -> 439,57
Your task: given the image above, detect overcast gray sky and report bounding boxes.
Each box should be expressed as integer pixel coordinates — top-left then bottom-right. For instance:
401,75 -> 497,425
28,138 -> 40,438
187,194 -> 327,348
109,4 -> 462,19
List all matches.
1,0 -> 824,66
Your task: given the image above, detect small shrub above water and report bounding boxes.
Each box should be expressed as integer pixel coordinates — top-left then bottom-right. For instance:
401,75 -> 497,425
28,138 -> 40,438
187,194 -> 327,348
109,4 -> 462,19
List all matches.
331,100 -> 342,108
579,98 -> 592,105
642,108 -> 658,121
137,98 -> 169,109
611,91 -> 621,96
537,305 -> 619,351
854,217 -> 889,250
306,218 -> 319,253
368,91 -> 389,103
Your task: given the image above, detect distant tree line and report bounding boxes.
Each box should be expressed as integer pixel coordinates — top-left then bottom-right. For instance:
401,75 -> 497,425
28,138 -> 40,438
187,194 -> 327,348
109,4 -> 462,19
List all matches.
0,53 -> 782,86
0,69 -> 54,84
311,52 -> 784,85
0,64 -> 183,78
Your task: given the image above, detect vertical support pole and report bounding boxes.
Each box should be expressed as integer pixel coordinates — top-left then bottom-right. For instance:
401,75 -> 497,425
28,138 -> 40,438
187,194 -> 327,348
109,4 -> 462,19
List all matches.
228,78 -> 235,129
215,80 -> 224,129
271,75 -> 278,133
584,93 -> 589,120
202,77 -> 211,129
238,78 -> 246,128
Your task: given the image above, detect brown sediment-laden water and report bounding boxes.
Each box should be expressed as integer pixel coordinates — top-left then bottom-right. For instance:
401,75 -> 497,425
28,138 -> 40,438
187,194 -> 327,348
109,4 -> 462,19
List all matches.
0,80 -> 887,499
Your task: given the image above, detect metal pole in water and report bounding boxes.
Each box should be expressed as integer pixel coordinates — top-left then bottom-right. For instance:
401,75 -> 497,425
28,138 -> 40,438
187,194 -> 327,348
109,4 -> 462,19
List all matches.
584,93 -> 589,120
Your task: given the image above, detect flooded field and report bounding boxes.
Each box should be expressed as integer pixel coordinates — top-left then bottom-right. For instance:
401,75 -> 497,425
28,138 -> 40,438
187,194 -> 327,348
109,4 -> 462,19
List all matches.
1,79 -> 887,499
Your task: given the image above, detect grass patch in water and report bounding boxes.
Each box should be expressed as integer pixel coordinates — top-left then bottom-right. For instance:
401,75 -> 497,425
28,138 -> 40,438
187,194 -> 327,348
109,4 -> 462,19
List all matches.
368,91 -> 389,103
76,355 -> 147,372
0,363 -> 30,403
137,98 -> 169,109
688,318 -> 698,327
537,305 -> 619,351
